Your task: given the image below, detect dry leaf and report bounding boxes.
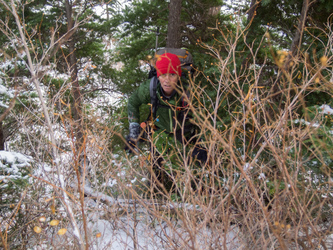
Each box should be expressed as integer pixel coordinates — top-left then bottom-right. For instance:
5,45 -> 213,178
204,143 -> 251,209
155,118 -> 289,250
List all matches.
96,232 -> 102,238
50,204 -> 56,214
320,56 -> 328,67
50,219 -> 60,226
57,228 -> 67,235
315,77 -> 320,84
44,197 -> 53,203
34,226 -> 42,233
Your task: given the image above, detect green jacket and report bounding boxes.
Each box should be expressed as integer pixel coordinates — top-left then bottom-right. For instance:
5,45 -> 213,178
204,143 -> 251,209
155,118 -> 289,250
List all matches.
128,79 -> 194,137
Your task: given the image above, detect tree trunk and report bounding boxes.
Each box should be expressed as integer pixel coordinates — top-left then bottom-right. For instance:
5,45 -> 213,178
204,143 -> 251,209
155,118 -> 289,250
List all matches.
283,0 -> 311,73
247,0 -> 259,23
65,0 -> 84,152
0,122 -> 4,150
65,2 -> 89,249
166,0 -> 182,48
68,38 -> 83,145
289,0 -> 310,58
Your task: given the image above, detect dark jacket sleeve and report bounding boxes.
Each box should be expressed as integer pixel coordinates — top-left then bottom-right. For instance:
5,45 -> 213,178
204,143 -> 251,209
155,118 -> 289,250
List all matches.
128,80 -> 151,123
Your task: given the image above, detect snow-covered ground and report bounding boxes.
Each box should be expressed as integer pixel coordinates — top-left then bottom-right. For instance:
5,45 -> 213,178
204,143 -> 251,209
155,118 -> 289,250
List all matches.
83,196 -> 240,249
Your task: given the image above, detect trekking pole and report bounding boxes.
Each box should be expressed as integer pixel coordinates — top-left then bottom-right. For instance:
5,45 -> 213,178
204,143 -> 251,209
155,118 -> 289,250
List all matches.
155,27 -> 160,54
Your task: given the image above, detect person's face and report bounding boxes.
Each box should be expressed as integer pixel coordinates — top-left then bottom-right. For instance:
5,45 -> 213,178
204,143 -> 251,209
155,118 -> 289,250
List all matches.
159,73 -> 179,95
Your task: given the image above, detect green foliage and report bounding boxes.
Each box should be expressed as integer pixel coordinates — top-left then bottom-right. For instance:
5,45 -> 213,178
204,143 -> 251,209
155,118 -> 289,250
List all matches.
0,80 -> 14,112
300,105 -> 333,171
109,0 -> 225,94
0,151 -> 34,248
102,96 -> 130,153
0,151 -> 32,193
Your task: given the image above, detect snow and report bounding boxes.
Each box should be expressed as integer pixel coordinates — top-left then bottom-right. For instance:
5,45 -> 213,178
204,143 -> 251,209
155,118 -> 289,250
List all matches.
294,105 -> 333,127
0,84 -> 10,95
319,104 -> 333,114
130,177 -> 137,184
0,83 -> 14,108
60,184 -> 240,249
0,150 -> 33,176
83,198 -> 240,249
104,178 -> 117,187
84,186 -> 117,205
258,173 -> 266,180
294,119 -> 320,128
243,162 -> 253,172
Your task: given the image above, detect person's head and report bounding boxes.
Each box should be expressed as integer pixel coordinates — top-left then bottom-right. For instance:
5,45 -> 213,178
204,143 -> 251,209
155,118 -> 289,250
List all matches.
155,53 -> 181,95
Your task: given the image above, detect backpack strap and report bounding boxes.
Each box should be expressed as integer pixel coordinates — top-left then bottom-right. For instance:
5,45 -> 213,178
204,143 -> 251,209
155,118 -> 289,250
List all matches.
149,76 -> 175,120
150,76 -> 158,119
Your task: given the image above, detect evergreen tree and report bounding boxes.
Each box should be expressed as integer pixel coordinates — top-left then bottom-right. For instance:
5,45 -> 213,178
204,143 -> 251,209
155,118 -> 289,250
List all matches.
108,0 -> 223,93
0,0 -> 116,154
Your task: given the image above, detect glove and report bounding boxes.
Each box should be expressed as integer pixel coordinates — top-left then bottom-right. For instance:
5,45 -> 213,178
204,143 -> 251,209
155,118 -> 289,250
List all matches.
129,122 -> 140,140
125,122 -> 140,153
192,146 -> 207,163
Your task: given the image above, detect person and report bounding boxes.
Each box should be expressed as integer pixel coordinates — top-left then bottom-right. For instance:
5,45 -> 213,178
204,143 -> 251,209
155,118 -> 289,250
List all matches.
127,52 -> 207,192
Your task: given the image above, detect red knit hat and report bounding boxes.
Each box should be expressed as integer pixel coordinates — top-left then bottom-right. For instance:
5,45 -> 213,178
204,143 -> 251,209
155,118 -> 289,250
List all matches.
155,53 -> 182,77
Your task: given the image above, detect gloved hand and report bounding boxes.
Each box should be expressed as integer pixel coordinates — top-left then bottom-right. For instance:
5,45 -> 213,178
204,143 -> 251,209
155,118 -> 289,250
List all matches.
192,146 -> 208,163
125,122 -> 140,153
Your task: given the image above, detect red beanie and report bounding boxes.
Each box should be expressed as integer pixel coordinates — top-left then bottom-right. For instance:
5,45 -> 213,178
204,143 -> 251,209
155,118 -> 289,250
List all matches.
155,53 -> 182,77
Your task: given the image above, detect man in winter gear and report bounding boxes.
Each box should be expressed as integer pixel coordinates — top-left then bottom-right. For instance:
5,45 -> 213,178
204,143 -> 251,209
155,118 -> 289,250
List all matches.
129,54 -> 189,132
127,52 -> 207,191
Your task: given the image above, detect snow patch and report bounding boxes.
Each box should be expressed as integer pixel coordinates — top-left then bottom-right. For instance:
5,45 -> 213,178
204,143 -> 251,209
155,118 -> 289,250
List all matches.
319,104 -> 333,114
0,150 -> 32,173
0,151 -> 32,183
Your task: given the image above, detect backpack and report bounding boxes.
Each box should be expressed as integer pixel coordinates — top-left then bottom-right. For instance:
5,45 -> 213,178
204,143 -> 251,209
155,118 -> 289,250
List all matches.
148,48 -> 194,119
148,48 -> 194,79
